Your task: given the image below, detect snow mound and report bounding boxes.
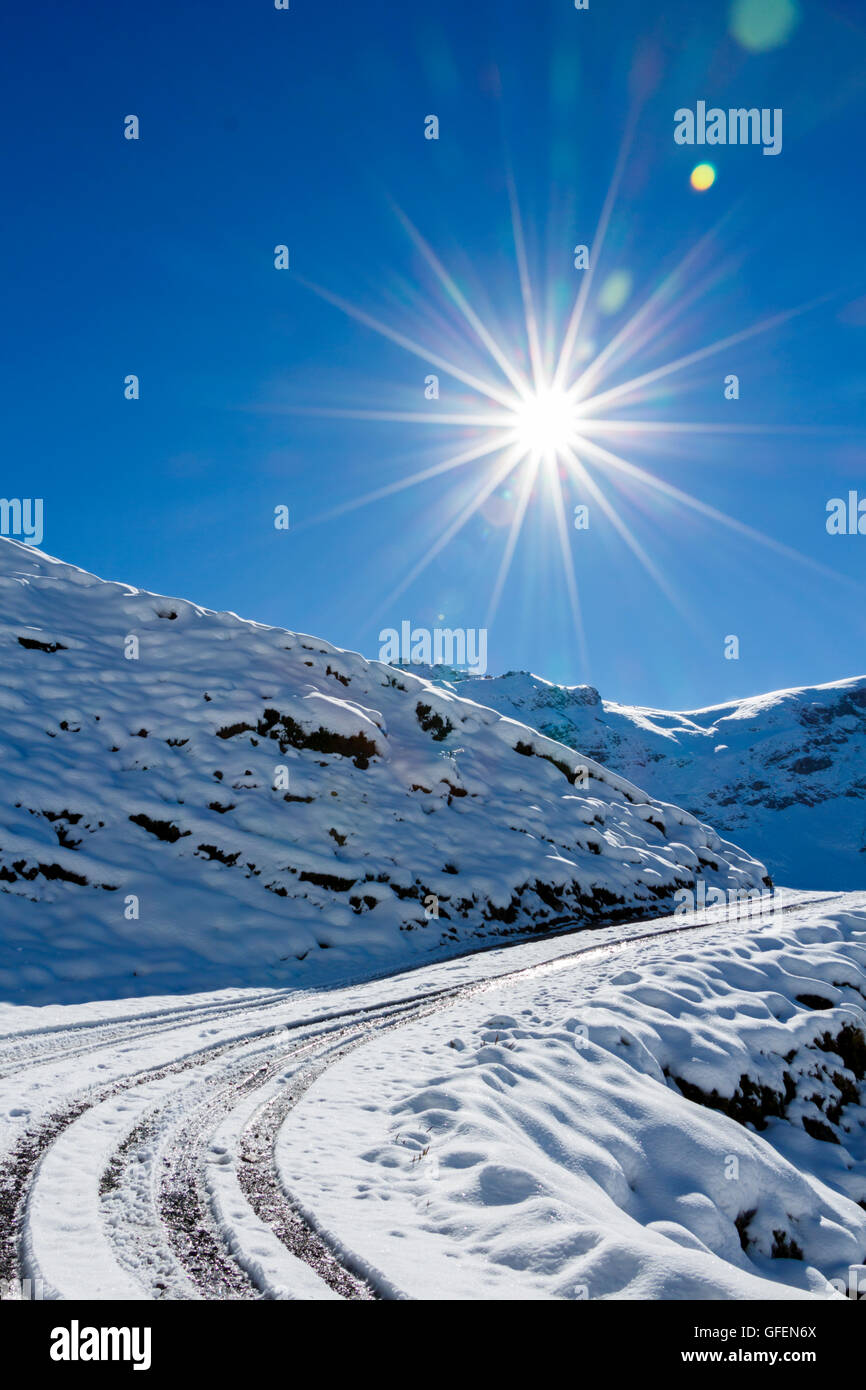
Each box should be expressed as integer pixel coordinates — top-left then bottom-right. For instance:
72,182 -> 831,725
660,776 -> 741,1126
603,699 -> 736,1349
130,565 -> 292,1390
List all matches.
0,540 -> 767,1002
277,896 -> 866,1300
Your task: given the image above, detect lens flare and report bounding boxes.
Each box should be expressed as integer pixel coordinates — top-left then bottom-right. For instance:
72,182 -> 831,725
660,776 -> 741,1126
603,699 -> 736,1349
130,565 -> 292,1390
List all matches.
598,270 -> 633,315
730,0 -> 799,52
690,163 -> 716,191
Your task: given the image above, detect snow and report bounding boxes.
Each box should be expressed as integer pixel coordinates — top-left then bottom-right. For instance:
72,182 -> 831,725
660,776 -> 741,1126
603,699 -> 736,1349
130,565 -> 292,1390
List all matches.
2,889 -> 862,1301
417,668 -> 866,891
0,539 -> 768,1004
275,895 -> 866,1300
23,1072 -> 190,1301
204,1073 -> 342,1301
2,539 -> 862,1304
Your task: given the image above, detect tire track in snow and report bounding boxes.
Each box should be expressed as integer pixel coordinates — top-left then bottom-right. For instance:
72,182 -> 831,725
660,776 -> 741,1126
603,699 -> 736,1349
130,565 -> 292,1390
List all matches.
230,891 -> 850,1298
12,998 -> 430,1299
2,891 -> 844,1300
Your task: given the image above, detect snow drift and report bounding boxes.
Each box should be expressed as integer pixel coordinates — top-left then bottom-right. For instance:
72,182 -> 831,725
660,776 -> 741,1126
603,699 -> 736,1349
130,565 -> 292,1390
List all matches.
0,540 -> 768,1002
278,895 -> 866,1300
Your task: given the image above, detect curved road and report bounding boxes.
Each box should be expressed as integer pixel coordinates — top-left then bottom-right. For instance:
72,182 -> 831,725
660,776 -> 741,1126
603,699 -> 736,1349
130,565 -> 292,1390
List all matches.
0,889 -> 844,1301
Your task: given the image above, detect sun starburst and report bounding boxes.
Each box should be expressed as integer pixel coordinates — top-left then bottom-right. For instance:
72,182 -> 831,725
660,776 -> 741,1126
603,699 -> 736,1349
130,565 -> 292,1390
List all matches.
269,152 -> 842,664
510,385 -> 580,459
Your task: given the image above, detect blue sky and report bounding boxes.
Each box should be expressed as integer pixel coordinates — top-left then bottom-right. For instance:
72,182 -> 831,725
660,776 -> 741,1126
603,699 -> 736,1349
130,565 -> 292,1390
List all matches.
2,0 -> 864,708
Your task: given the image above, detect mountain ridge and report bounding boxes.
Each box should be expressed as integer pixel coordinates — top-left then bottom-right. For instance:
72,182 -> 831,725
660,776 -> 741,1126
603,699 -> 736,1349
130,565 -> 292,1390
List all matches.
418,667 -> 866,890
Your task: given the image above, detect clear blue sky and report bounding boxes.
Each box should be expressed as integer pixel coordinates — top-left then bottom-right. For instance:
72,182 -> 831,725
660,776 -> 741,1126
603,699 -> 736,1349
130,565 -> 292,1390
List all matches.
2,0 -> 864,708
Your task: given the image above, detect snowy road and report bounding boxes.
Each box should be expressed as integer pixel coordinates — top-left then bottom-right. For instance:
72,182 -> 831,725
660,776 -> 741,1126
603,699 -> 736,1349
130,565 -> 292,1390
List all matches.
0,888 -> 858,1302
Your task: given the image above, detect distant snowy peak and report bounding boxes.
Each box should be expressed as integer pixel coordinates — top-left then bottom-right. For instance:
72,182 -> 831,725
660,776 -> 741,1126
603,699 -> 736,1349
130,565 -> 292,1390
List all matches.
0,539 -> 767,1003
421,668 -> 866,890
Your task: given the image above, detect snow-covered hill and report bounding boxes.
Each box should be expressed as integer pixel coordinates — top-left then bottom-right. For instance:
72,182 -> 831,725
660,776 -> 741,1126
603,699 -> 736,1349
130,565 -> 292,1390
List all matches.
419,669 -> 866,892
0,541 -> 768,1003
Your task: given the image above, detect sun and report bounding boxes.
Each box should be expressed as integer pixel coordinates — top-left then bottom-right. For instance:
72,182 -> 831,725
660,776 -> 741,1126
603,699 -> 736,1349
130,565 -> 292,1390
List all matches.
511,385 -> 578,459
290,161 -> 827,659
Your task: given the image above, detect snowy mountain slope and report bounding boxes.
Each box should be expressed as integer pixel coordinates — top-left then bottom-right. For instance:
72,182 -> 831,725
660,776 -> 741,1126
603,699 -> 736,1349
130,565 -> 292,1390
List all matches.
0,541 -> 768,1004
419,669 -> 866,892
